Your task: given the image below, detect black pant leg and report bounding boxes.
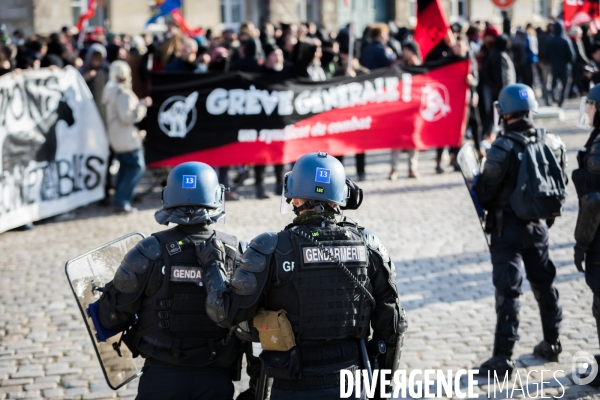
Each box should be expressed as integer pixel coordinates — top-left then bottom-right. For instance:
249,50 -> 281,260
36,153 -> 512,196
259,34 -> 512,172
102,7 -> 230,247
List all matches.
468,105 -> 483,150
218,167 -> 230,188
274,164 -> 285,185
105,150 -> 114,197
523,64 -> 534,87
271,384 -> 366,400
490,225 -> 526,355
585,230 -> 600,348
585,229 -> 600,294
356,153 -> 365,175
556,69 -> 569,107
254,165 -> 266,186
521,224 -> 562,343
435,148 -> 444,164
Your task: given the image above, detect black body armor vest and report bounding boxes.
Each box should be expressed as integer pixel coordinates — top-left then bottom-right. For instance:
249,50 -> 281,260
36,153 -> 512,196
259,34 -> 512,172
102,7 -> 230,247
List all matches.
134,227 -> 238,365
266,223 -> 372,341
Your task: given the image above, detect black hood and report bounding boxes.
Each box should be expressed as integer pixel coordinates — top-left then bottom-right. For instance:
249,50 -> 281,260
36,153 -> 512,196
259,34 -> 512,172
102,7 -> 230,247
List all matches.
553,22 -> 563,36
495,34 -> 509,52
242,39 -> 257,59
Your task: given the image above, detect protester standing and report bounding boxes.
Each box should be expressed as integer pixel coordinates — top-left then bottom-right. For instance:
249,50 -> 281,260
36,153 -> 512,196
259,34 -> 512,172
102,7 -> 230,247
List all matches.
359,23 -> 396,70
334,38 -> 369,181
101,61 -> 151,213
544,22 -> 575,107
391,41 -> 421,179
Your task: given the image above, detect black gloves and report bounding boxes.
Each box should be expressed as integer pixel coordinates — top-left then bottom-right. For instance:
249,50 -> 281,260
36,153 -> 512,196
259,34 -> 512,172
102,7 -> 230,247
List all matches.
196,237 -> 226,267
574,243 -> 588,273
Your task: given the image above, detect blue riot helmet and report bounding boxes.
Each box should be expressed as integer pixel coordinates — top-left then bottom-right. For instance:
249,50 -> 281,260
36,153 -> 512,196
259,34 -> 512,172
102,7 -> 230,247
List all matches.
493,84 -> 538,132
578,84 -> 600,129
155,162 -> 226,225
496,84 -> 538,115
280,152 -> 348,214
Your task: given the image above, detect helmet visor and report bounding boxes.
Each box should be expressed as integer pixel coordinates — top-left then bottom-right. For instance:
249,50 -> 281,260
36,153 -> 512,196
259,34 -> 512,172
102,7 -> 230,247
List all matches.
280,172 -> 295,214
578,96 -> 596,129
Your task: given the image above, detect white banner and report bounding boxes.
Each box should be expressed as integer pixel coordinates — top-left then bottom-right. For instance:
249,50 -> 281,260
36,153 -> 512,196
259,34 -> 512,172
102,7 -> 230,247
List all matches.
0,66 -> 108,233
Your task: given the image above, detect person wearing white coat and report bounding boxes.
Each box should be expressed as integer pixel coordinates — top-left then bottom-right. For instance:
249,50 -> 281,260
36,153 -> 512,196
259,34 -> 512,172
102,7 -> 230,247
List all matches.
102,60 -> 152,213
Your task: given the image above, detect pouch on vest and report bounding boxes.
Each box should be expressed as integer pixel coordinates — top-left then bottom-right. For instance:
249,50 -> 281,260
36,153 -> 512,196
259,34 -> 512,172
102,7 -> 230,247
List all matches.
259,348 -> 301,380
253,308 -> 296,351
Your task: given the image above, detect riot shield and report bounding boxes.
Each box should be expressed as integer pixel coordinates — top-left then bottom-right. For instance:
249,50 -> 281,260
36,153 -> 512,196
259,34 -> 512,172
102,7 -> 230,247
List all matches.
65,232 -> 146,390
457,143 -> 490,247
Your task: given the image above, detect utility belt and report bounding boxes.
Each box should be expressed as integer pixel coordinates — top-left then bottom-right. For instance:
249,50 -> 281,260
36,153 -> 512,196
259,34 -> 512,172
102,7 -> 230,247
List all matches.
260,339 -> 360,387
272,365 -> 359,391
143,351 -> 244,381
137,332 -> 242,377
485,209 -> 542,236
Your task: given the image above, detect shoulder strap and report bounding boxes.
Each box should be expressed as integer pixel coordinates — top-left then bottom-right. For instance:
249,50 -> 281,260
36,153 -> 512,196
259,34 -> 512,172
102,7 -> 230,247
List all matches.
502,131 -> 528,146
214,230 -> 238,248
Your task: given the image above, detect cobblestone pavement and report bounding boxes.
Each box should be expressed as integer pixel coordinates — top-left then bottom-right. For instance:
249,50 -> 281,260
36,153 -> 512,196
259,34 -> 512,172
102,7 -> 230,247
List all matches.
1,99 -> 600,399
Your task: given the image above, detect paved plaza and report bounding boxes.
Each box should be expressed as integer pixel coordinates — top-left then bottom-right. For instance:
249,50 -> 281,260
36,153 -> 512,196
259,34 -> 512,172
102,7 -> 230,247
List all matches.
1,100 -> 600,399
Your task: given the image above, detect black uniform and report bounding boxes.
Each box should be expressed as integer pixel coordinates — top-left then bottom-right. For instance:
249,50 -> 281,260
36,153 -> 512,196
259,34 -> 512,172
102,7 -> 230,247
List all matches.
207,213 -> 403,400
474,119 -> 565,357
572,128 -> 600,347
98,224 -> 242,400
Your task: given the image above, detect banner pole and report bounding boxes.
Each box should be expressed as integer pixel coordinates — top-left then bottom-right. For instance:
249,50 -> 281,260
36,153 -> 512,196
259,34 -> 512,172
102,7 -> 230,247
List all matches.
78,19 -> 88,49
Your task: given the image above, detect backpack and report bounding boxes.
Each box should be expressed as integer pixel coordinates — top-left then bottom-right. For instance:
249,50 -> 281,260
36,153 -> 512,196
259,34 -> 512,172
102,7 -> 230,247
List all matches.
503,129 -> 566,220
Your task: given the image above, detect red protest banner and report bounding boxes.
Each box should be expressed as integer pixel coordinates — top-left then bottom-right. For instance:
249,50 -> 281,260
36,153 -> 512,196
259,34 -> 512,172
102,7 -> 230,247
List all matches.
145,60 -> 470,168
564,0 -> 600,28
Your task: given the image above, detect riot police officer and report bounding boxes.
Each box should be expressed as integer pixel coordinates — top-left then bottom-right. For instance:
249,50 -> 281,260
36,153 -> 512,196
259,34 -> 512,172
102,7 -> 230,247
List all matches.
96,162 -> 245,399
197,152 -> 406,400
473,84 -> 566,377
572,84 -> 600,386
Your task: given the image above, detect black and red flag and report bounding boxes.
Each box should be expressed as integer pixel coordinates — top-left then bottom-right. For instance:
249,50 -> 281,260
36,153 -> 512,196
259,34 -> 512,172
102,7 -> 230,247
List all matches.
414,0 -> 451,60
564,0 -> 600,31
144,60 -> 469,168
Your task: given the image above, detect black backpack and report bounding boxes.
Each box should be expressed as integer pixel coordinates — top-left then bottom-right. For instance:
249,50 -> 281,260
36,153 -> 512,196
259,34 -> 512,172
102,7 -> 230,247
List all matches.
503,129 -> 566,220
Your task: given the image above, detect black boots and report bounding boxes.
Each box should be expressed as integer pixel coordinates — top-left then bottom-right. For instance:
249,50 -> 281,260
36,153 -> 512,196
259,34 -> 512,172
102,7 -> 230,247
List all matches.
533,339 -> 562,362
477,355 -> 515,378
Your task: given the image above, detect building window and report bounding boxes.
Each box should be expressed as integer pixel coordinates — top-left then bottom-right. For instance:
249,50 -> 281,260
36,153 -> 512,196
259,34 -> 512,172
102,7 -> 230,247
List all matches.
534,0 -> 549,17
306,0 -> 319,22
221,0 -> 244,29
296,0 -> 319,22
451,0 -> 468,20
410,0 -> 416,17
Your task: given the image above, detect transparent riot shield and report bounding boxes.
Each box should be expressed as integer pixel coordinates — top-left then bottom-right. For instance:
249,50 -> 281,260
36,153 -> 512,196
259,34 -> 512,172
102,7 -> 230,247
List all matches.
65,232 -> 146,390
457,143 -> 490,247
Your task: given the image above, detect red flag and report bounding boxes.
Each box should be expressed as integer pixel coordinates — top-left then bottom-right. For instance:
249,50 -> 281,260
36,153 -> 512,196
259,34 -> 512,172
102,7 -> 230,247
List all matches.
76,0 -> 97,32
414,0 -> 450,59
171,9 -> 204,38
564,0 -> 599,28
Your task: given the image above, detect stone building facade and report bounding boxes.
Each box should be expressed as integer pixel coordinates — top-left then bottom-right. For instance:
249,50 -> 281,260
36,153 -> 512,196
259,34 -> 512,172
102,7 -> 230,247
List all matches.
0,0 -> 563,37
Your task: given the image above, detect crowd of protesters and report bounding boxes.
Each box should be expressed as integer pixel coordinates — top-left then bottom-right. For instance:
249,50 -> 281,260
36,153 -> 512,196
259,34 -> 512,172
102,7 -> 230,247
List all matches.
0,15 -> 595,204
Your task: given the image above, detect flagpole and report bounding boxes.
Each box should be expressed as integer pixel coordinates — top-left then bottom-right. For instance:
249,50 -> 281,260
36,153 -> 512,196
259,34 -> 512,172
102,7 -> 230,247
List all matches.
347,0 -> 354,75
78,19 -> 87,49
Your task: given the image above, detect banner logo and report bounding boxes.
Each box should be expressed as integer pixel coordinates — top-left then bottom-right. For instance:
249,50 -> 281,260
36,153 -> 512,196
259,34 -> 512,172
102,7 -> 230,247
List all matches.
158,91 -> 198,138
420,83 -> 451,122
